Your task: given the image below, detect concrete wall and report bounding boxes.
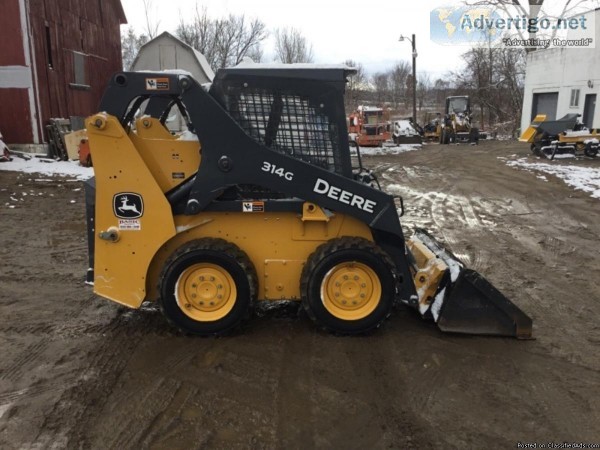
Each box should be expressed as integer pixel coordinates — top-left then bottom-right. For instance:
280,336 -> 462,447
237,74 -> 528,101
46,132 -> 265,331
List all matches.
521,9 -> 600,131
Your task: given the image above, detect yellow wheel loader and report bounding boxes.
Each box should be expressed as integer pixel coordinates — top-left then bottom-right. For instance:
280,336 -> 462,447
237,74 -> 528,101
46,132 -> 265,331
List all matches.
84,65 -> 532,337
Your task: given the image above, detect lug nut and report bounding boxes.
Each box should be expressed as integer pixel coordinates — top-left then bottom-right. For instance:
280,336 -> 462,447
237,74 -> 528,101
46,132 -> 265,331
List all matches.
210,301 -> 215,306
342,300 -> 347,304
354,276 -> 359,280
217,295 -> 222,299
343,275 -> 348,280
192,293 -> 197,298
199,276 -> 205,281
361,283 -> 366,288
360,293 -> 366,298
185,303 -> 191,308
192,283 -> 197,288
217,284 -> 222,289
210,277 -> 215,281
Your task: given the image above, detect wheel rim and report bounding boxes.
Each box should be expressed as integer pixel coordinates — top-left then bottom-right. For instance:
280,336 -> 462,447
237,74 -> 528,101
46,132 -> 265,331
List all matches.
320,262 -> 382,321
175,263 -> 237,322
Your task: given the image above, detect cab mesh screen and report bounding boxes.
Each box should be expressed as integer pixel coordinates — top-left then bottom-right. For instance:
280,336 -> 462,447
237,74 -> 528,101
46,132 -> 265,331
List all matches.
222,86 -> 342,173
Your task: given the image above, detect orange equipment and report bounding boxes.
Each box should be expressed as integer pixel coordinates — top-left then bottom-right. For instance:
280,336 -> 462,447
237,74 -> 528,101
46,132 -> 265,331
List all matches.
348,106 -> 391,147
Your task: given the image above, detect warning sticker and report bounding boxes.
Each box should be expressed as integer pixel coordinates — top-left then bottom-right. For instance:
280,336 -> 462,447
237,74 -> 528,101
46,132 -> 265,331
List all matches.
242,201 -> 264,213
118,219 -> 141,230
145,78 -> 170,90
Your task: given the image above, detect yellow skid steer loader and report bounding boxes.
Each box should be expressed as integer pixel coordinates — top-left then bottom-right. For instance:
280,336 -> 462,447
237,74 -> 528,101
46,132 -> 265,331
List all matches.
84,64 -> 532,338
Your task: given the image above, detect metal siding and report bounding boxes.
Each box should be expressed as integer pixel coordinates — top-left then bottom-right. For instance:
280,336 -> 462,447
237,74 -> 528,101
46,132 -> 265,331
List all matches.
0,0 -> 26,66
0,89 -> 33,143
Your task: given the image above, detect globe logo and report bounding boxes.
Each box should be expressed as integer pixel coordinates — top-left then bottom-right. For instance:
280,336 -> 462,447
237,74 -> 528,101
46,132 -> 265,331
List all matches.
430,6 -> 505,45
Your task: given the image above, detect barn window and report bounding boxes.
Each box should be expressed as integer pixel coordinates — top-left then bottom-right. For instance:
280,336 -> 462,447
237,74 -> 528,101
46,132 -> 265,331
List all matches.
70,51 -> 90,90
570,89 -> 580,108
45,25 -> 53,69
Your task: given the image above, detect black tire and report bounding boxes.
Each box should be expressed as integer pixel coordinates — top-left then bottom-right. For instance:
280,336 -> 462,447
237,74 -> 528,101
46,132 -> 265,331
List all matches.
584,143 -> 598,157
159,238 -> 257,336
469,127 -> 479,144
300,237 -> 396,335
443,129 -> 452,145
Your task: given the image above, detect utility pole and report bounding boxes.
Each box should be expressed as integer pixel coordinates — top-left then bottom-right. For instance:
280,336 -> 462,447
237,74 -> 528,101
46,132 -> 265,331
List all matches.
399,34 -> 418,122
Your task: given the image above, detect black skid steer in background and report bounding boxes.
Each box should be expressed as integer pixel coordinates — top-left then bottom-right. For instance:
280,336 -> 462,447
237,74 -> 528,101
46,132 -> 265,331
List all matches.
84,62 -> 532,338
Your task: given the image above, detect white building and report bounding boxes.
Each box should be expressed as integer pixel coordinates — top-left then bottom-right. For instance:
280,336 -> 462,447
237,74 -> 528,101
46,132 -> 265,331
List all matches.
132,31 -> 214,84
131,32 -> 215,131
521,8 -> 600,132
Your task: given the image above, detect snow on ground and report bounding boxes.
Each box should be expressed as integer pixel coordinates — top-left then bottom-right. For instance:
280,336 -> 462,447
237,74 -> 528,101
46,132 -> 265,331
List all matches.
357,144 -> 421,156
0,157 -> 92,180
505,157 -> 600,199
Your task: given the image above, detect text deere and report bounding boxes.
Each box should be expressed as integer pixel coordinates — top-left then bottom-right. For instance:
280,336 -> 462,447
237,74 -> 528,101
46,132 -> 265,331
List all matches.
313,178 -> 377,213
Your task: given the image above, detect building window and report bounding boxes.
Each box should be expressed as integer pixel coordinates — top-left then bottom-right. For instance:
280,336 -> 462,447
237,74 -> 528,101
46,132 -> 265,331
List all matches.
570,89 -> 580,108
70,51 -> 90,90
45,25 -> 53,69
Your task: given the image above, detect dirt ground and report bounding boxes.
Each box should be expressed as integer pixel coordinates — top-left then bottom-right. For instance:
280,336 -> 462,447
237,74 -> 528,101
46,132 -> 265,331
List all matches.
1,140 -> 599,449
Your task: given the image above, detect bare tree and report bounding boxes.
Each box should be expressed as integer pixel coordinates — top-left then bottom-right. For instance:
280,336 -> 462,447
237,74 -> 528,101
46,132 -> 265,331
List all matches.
417,73 -> 432,114
142,0 -> 161,39
343,59 -> 366,111
176,6 -> 267,69
372,72 -> 390,105
121,27 -> 149,70
455,45 -> 526,135
274,28 -> 314,63
389,61 -> 411,109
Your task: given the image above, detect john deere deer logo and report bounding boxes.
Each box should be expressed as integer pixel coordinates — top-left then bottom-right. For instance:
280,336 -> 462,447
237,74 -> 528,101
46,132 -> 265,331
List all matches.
113,193 -> 144,219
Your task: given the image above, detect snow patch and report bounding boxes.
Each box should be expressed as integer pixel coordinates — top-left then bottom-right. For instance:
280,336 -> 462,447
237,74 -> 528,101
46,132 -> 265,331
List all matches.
506,158 -> 600,199
0,158 -> 92,180
430,288 -> 446,322
357,144 -> 421,156
177,130 -> 199,141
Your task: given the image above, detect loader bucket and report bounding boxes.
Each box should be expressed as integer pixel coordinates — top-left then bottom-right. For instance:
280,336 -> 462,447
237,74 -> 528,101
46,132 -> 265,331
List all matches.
409,229 -> 533,339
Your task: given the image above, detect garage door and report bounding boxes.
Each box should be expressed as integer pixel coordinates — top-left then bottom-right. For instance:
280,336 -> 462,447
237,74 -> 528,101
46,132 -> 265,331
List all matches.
531,92 -> 558,121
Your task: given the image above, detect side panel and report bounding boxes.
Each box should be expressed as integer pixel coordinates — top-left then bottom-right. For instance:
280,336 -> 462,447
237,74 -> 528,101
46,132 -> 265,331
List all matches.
144,212 -> 374,303
129,118 -> 201,193
87,114 -> 176,308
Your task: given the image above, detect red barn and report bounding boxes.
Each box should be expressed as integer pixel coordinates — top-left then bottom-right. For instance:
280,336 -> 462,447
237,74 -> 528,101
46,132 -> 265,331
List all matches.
0,0 -> 126,146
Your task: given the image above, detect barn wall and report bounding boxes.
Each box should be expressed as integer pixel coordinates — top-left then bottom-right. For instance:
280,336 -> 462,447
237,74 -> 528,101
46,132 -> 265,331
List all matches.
29,0 -> 125,140
0,89 -> 34,143
0,0 -> 25,66
0,0 -> 37,143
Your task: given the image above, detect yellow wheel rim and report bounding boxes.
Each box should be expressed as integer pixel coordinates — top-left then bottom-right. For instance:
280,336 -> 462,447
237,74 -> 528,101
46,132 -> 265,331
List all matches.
321,262 -> 381,321
175,263 -> 237,322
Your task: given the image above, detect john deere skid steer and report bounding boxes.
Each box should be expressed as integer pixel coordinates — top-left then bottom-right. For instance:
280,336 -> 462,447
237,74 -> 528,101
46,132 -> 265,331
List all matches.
84,64 -> 532,337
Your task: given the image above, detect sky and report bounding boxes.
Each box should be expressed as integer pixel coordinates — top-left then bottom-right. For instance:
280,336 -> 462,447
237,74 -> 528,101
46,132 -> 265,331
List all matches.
119,0 -> 471,79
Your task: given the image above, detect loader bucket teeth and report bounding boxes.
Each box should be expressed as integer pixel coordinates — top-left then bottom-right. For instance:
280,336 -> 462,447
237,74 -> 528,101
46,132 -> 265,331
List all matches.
409,228 -> 533,339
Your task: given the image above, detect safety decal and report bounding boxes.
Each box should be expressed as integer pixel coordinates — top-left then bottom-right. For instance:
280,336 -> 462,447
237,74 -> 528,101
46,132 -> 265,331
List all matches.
145,78 -> 169,90
113,193 -> 144,219
118,219 -> 141,231
172,172 -> 185,179
242,201 -> 264,213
